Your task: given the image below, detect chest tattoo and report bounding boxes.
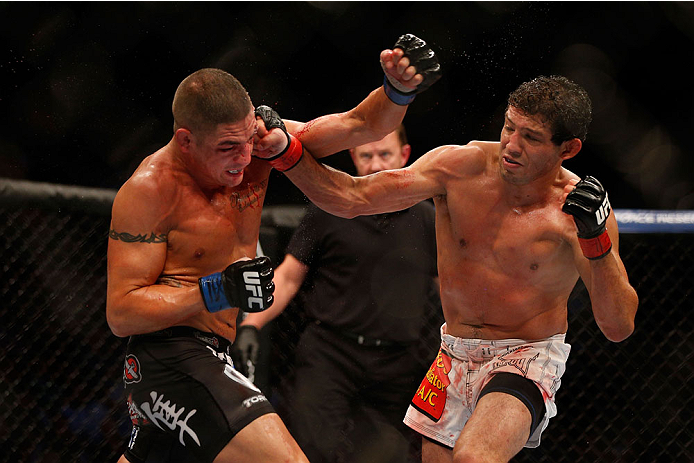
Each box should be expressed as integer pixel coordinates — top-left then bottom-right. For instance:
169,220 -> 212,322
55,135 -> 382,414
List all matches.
229,179 -> 268,212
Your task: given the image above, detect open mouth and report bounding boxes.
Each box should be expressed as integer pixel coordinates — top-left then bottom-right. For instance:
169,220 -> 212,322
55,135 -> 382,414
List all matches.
503,156 -> 521,167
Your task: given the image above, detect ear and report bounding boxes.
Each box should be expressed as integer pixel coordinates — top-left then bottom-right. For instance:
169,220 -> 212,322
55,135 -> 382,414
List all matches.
559,138 -> 582,161
399,144 -> 412,167
174,128 -> 193,152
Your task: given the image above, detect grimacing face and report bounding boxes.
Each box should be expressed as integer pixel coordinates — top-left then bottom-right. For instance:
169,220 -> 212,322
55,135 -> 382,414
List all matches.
498,106 -> 569,185
350,130 -> 410,176
186,110 -> 258,188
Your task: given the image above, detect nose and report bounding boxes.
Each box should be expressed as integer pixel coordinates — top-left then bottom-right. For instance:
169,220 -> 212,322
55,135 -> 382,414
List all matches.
505,132 -> 522,155
236,141 -> 253,165
368,157 -> 388,174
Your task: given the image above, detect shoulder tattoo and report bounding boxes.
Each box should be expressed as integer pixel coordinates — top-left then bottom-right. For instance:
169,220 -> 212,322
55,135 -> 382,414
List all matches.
109,229 -> 167,243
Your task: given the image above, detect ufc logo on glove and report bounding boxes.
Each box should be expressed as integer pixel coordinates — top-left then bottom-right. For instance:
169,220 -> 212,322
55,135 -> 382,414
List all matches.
595,195 -> 611,225
199,257 -> 275,313
243,271 -> 265,310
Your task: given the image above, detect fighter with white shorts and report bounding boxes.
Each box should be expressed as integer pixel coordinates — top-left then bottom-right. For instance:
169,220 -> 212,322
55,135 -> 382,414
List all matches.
404,323 -> 571,449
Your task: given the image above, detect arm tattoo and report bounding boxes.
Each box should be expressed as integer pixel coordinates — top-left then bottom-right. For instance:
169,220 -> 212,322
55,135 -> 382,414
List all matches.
109,229 -> 168,243
156,276 -> 183,287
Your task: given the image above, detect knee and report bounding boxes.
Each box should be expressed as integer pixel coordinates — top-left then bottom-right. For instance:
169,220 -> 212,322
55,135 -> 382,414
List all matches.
452,448 -> 491,463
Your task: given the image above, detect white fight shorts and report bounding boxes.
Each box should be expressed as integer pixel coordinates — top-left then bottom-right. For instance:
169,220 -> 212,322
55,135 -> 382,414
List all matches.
403,323 -> 571,448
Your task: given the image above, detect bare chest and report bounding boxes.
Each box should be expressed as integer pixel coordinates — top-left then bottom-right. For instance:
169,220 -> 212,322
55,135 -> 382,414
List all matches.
438,189 -> 577,286
165,177 -> 269,276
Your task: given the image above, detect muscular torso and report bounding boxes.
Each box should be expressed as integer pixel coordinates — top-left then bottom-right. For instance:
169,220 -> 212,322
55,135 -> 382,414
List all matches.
433,142 -> 580,340
149,153 -> 271,340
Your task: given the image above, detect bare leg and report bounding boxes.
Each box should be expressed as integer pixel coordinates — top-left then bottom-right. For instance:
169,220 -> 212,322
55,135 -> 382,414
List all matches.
213,413 -> 309,463
422,436 -> 453,463
451,392 -> 532,463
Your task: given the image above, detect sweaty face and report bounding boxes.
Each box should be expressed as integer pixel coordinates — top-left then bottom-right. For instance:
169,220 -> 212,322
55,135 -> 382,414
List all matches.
190,110 -> 258,188
350,131 -> 409,176
498,106 -> 564,185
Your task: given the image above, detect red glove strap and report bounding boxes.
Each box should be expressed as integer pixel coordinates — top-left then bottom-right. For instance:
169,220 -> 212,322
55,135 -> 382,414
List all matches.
578,231 -> 612,260
270,136 -> 303,172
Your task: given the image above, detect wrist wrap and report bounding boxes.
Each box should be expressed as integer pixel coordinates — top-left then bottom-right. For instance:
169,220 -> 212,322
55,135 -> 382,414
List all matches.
383,75 -> 416,106
198,272 -> 230,313
267,134 -> 303,172
578,231 -> 612,260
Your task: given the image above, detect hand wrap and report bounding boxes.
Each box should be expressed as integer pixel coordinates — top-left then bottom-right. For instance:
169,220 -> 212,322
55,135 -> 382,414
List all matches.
255,105 -> 303,172
198,257 -> 275,313
562,176 -> 613,260
381,33 -> 442,105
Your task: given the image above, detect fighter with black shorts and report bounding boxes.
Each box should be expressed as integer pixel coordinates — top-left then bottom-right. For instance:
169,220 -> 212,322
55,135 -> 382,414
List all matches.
123,327 -> 275,463
107,34 -> 442,463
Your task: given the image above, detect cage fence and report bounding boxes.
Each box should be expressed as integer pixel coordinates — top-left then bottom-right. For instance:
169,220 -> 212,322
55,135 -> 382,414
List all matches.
0,179 -> 692,463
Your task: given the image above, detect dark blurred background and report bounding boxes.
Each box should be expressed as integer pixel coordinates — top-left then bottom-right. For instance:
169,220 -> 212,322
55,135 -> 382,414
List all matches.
2,4 -> 694,462
2,1 -> 693,208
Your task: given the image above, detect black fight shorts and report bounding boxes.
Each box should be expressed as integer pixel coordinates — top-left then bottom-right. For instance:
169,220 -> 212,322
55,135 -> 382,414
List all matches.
122,327 -> 275,463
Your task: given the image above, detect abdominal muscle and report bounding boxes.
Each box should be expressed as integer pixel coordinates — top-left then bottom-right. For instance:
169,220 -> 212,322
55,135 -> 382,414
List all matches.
437,258 -> 572,341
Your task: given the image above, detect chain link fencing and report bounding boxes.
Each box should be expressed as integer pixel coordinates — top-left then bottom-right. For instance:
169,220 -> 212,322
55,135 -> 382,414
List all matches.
0,179 -> 691,462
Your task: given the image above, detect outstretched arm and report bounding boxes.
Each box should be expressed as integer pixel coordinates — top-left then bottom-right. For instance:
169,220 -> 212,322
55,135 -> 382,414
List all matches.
269,34 -> 441,159
284,144 -> 450,218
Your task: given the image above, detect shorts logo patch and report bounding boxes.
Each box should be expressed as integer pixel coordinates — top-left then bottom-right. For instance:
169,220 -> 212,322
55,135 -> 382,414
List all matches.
492,346 -> 540,377
195,332 -> 220,348
127,393 -> 149,426
411,349 -> 452,422
124,354 -> 142,384
140,390 -> 201,447
242,394 -> 268,408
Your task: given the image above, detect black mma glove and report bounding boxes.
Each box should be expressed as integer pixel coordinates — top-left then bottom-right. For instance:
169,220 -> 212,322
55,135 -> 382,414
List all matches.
198,257 -> 275,313
254,105 -> 303,172
381,33 -> 442,105
231,325 -> 260,381
562,175 -> 613,260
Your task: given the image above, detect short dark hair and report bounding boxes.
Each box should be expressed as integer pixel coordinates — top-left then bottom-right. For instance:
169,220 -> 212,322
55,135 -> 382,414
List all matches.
172,68 -> 252,135
395,123 -> 408,146
507,75 -> 592,144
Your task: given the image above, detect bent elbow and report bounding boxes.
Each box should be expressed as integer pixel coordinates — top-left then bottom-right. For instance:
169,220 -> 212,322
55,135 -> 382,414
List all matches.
333,206 -> 360,219
106,304 -> 133,338
603,321 -> 635,343
107,317 -> 130,338
600,291 -> 639,343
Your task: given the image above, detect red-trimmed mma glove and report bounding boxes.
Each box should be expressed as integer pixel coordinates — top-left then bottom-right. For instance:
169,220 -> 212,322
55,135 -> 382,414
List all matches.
198,257 -> 275,313
254,105 -> 303,172
381,33 -> 442,105
562,176 -> 613,260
